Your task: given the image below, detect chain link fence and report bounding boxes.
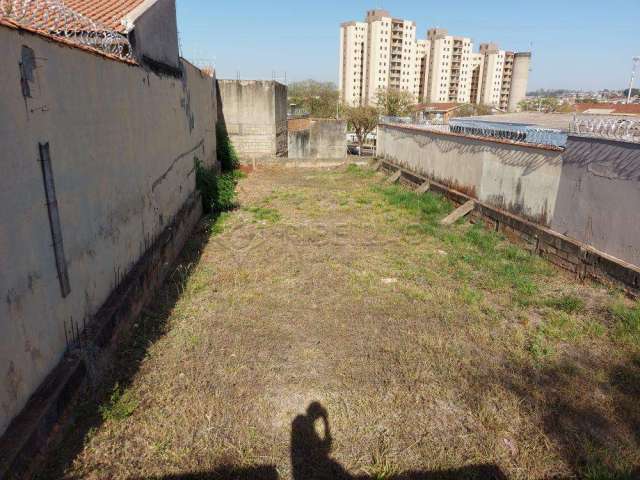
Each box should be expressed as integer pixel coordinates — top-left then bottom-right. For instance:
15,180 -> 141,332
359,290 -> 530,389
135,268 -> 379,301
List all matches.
570,115 -> 640,143
0,0 -> 133,60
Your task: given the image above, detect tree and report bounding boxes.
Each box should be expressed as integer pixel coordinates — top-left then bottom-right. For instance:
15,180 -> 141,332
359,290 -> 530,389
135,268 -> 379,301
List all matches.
288,80 -> 340,118
344,106 -> 379,150
453,103 -> 495,117
376,88 -> 415,117
518,97 -> 567,113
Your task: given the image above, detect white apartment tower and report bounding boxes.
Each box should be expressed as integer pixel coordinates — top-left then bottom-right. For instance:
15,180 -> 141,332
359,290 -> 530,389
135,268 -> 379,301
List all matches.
340,10 -> 531,111
340,10 -> 421,106
425,29 -> 473,103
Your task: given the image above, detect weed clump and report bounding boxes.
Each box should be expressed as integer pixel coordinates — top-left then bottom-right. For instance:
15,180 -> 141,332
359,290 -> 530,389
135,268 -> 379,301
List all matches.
99,383 -> 138,421
610,301 -> 640,344
216,123 -> 240,171
545,294 -> 586,314
195,160 -> 243,215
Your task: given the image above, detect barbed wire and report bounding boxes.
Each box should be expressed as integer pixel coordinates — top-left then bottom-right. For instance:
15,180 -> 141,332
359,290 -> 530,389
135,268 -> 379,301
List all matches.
381,116 -> 568,148
570,115 -> 640,143
0,0 -> 133,61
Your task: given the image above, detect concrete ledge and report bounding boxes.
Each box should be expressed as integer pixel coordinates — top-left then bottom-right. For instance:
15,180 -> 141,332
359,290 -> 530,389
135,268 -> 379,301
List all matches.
0,192 -> 203,478
380,160 -> 640,297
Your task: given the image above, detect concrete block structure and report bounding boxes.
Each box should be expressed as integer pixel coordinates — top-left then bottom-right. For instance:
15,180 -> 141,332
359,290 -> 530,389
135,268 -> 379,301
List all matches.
217,80 -> 288,160
288,118 -> 347,159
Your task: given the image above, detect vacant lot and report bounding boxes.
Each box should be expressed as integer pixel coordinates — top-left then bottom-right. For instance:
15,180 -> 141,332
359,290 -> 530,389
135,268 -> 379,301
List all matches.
40,165 -> 639,480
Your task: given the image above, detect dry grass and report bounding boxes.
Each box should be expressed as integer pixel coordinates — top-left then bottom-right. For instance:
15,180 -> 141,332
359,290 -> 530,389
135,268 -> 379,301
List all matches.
37,164 -> 640,480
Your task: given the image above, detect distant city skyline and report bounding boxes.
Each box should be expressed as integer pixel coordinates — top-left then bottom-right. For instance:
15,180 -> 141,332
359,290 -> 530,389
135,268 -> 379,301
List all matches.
176,0 -> 640,91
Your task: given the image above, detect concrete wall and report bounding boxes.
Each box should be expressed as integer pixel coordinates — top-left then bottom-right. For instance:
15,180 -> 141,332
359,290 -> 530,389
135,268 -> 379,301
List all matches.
288,119 -> 347,159
128,0 -> 181,70
0,23 -> 217,436
217,80 -> 288,160
378,124 -> 640,268
378,125 -> 562,224
551,136 -> 640,267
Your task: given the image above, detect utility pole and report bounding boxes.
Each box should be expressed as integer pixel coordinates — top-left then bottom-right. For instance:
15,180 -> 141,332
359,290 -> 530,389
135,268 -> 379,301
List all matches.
628,57 -> 640,104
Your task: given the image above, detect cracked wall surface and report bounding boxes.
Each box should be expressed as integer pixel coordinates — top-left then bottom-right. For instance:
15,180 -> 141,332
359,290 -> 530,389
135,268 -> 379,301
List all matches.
0,24 -> 217,436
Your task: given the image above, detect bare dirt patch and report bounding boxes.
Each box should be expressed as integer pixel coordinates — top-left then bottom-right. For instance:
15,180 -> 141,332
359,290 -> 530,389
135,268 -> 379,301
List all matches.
36,165 -> 640,480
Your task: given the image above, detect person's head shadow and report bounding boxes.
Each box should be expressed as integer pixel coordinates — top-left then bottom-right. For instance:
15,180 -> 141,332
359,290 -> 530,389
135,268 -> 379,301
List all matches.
290,401 -> 352,480
289,401 -> 507,480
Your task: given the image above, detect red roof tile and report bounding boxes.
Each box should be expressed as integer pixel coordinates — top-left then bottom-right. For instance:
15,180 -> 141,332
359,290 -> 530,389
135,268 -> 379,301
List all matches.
574,103 -> 640,115
3,0 -> 148,32
414,103 -> 461,112
63,0 -> 147,31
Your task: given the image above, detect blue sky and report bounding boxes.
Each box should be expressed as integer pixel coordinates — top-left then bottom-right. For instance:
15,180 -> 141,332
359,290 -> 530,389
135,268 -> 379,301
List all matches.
177,0 -> 640,91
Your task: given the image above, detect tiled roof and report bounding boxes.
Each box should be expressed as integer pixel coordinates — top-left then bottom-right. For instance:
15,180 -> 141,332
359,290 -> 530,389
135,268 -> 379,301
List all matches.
62,0 -> 148,31
5,0 -> 149,32
575,103 -> 640,115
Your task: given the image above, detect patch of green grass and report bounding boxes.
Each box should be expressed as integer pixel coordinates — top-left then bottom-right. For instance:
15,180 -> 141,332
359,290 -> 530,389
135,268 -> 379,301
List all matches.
346,163 -> 376,178
457,285 -> 483,306
545,294 -> 586,314
372,185 -> 552,304
99,383 -> 138,422
202,211 -> 231,236
245,206 -> 281,223
529,330 -> 554,361
529,309 -> 607,361
373,184 -> 452,225
610,301 -> 640,344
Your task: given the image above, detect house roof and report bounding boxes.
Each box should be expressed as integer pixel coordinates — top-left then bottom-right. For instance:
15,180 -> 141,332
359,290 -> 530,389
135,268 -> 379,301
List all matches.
64,0 -> 148,31
574,103 -> 640,116
414,103 -> 461,113
6,0 -> 150,33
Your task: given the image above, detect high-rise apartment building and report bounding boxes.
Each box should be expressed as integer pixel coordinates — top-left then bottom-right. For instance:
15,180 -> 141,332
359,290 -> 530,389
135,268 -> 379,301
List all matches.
424,29 -> 473,103
339,10 -> 531,112
340,10 -> 420,106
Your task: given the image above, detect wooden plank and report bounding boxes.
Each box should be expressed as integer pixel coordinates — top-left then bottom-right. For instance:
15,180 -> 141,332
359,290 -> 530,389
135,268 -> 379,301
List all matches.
372,159 -> 383,171
416,180 -> 431,194
386,169 -> 402,184
440,200 -> 475,226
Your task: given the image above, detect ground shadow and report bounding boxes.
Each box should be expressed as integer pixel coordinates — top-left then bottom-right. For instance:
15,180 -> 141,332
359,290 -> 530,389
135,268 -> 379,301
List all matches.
138,402 -> 507,480
34,217 -> 214,480
487,352 -> 640,479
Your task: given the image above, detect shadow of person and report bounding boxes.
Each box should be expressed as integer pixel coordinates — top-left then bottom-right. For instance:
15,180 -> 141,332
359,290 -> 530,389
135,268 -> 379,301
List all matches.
290,401 -> 353,480
128,401 -> 508,480
290,401 -> 507,480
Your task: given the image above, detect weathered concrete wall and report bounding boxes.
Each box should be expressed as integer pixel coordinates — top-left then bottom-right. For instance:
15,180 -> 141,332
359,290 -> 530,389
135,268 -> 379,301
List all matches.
0,24 -> 217,436
378,124 -> 640,268
288,119 -> 347,159
128,0 -> 181,70
377,125 -> 562,225
551,136 -> 640,267
217,79 -> 288,160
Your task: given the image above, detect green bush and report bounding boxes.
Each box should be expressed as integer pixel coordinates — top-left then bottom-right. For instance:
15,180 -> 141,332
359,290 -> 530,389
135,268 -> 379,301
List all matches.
216,123 -> 240,172
195,159 -> 242,214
